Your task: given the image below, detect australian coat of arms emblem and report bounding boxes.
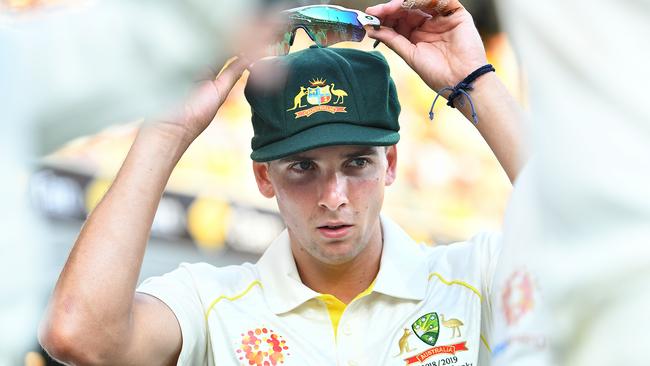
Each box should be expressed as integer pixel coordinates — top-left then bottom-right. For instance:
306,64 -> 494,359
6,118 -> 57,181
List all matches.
287,77 -> 348,119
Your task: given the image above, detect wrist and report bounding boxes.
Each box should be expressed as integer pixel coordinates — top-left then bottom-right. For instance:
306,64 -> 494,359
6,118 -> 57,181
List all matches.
449,61 -> 490,87
428,64 -> 496,124
451,71 -> 498,104
137,123 -> 194,163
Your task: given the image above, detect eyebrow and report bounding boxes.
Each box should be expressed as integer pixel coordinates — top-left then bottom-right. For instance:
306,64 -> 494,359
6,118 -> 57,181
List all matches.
277,154 -> 312,163
341,147 -> 379,158
278,147 -> 379,163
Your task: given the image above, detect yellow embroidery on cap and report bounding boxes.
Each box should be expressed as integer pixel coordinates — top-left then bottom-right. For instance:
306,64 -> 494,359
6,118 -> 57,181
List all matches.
288,77 -> 349,119
286,86 -> 307,111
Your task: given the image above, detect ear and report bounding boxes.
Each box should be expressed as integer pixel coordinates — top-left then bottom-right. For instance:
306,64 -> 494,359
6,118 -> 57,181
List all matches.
384,145 -> 397,186
252,161 -> 276,198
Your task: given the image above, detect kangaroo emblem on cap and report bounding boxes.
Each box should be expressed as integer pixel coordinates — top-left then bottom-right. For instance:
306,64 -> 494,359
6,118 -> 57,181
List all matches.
287,87 -> 307,111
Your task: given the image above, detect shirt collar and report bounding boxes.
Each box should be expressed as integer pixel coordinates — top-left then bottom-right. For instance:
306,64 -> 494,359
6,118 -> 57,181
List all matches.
256,230 -> 320,314
256,215 -> 429,314
372,214 -> 429,301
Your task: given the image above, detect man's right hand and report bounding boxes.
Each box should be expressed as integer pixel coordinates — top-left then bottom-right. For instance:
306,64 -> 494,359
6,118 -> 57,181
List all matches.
149,16 -> 286,145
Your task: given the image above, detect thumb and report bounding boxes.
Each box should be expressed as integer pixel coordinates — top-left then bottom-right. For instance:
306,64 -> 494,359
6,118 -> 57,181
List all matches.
367,27 -> 415,66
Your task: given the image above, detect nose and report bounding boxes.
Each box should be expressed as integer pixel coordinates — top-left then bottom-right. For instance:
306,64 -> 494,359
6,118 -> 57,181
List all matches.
318,171 -> 349,211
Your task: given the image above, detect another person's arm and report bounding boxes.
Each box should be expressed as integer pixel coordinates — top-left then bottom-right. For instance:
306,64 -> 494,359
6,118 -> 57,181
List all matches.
38,58 -> 249,366
366,0 -> 526,183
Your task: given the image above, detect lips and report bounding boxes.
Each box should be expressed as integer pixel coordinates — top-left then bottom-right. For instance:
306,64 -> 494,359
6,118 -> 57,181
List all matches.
317,223 -> 353,239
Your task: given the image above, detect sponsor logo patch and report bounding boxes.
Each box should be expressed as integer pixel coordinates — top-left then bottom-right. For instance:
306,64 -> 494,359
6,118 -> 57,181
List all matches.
501,270 -> 535,326
235,327 -> 289,366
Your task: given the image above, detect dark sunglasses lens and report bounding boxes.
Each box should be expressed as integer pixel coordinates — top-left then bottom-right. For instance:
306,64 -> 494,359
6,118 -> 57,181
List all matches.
295,6 -> 363,27
267,26 -> 294,56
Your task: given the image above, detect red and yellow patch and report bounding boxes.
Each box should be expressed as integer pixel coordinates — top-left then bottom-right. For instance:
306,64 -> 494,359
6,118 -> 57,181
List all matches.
236,328 -> 290,366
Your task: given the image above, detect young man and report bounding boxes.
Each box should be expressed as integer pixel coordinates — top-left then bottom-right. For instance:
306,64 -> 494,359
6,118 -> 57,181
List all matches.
39,0 -> 524,365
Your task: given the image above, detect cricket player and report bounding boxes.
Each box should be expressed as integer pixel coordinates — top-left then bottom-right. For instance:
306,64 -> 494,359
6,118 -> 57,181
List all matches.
39,0 -> 526,364
492,0 -> 650,364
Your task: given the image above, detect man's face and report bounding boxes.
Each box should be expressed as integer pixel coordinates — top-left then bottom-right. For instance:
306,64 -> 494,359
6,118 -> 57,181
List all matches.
253,145 -> 397,265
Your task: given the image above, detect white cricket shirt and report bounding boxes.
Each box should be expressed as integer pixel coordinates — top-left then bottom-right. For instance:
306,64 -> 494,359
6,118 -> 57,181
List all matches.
137,215 -> 501,366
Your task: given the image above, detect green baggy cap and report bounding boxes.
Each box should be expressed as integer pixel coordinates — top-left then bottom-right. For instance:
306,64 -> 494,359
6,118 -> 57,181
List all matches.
245,46 -> 401,162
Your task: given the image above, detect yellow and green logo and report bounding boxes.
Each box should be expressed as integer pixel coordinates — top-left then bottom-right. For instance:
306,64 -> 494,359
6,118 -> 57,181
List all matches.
412,312 -> 440,346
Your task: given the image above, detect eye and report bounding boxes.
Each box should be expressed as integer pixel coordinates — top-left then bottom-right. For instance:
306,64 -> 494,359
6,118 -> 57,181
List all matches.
290,160 -> 315,172
347,158 -> 369,168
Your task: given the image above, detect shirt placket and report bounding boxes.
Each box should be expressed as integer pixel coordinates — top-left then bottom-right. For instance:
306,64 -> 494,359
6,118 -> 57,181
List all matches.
334,299 -> 365,366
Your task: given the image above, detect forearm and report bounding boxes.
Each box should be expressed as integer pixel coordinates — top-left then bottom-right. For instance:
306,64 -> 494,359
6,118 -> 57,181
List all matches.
452,72 -> 527,183
41,124 -> 190,353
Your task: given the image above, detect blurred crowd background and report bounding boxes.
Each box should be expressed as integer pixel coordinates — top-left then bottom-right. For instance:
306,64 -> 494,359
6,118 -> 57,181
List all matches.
2,0 -> 523,365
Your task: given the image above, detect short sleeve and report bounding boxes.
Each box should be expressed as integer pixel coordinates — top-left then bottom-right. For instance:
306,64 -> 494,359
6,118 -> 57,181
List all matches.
137,263 -> 208,366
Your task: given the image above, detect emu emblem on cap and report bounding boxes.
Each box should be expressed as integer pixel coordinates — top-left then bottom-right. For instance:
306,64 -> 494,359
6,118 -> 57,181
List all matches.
287,77 -> 348,119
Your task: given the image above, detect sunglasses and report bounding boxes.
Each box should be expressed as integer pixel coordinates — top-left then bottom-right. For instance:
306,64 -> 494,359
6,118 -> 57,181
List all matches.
268,5 -> 381,56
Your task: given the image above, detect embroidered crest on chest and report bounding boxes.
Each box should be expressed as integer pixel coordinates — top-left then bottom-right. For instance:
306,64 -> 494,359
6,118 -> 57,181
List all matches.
394,312 -> 471,366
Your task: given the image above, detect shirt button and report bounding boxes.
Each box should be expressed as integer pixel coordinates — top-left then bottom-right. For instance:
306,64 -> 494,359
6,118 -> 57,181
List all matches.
342,323 -> 353,335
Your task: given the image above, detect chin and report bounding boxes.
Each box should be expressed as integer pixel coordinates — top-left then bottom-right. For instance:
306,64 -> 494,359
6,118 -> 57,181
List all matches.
317,253 -> 356,266
316,241 -> 362,265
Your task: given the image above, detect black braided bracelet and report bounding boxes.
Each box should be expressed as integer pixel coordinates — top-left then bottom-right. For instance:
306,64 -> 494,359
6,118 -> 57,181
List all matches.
429,64 -> 496,124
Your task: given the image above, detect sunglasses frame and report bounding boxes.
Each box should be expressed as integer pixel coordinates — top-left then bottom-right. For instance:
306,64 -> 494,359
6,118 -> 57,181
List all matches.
273,5 -> 381,55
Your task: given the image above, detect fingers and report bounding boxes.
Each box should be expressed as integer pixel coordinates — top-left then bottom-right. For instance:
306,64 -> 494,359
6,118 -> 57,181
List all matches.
403,0 -> 464,15
366,5 -> 431,62
368,0 -> 463,18
367,0 -> 433,44
366,0 -> 404,19
395,9 -> 432,37
366,26 -> 415,65
211,57 -> 249,103
368,8 -> 430,39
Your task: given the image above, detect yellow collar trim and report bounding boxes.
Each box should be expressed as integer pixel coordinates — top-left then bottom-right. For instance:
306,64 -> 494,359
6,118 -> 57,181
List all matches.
317,280 -> 376,340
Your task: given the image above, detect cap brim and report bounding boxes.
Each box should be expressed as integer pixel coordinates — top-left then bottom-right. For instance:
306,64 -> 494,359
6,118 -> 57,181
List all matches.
250,122 -> 400,162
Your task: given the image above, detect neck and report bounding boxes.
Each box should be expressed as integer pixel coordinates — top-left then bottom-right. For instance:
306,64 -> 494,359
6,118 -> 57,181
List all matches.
291,222 -> 383,304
